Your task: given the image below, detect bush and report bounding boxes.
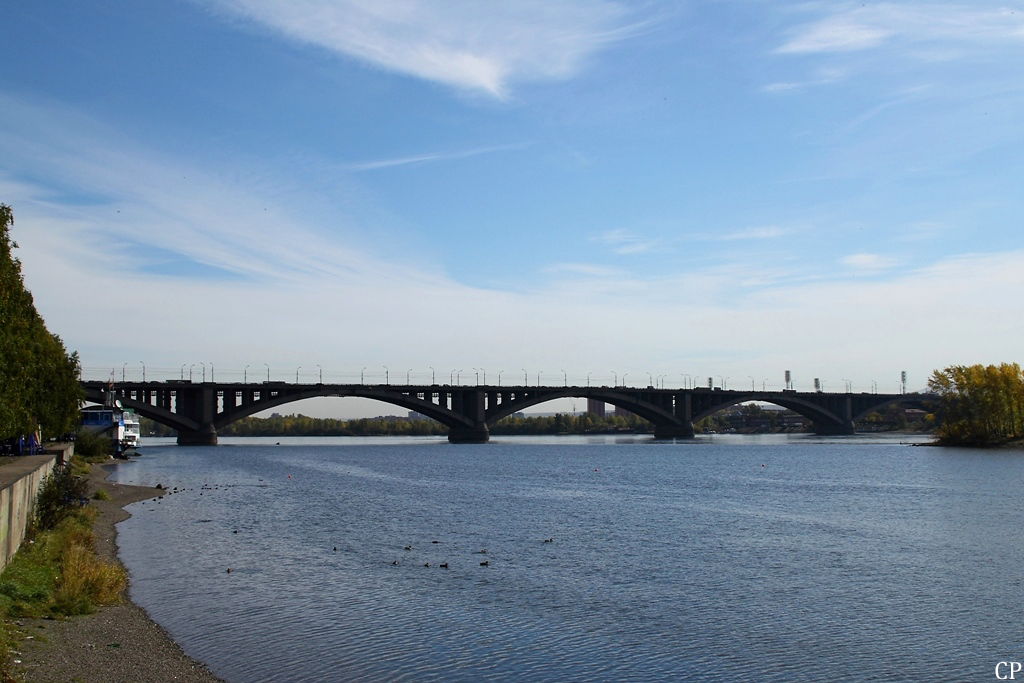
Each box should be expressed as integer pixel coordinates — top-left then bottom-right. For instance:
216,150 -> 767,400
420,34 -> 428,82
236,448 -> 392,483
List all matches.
73,428 -> 112,462
91,488 -> 110,501
34,463 -> 88,532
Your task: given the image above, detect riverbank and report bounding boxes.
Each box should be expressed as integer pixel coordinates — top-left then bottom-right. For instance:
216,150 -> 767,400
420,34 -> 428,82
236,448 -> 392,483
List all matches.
13,461 -> 223,682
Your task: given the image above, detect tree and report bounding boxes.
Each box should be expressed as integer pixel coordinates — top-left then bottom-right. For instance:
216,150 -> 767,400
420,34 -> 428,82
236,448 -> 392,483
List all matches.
928,363 -> 1024,445
0,204 -> 82,441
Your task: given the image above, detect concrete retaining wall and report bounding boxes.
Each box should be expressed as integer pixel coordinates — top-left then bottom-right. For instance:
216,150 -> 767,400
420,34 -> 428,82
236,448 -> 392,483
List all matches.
0,445 -> 71,570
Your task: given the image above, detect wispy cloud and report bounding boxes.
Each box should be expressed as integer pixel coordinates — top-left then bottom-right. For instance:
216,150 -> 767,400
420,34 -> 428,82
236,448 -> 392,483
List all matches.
776,4 -> 1024,55
840,252 -> 898,272
346,143 -> 529,171
708,226 -> 796,241
198,0 -> 638,97
592,228 -> 658,254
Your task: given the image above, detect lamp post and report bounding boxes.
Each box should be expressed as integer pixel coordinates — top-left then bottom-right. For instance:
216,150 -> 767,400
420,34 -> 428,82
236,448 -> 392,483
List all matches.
717,375 -> 723,390
613,371 -> 618,386
562,370 -> 567,387
480,368 -> 486,385
296,366 -> 301,383
361,367 -> 367,384
537,371 -> 543,386
457,370 -> 462,385
139,361 -> 145,383
498,370 -> 504,387
763,379 -> 769,391
871,380 -> 877,393
407,369 -> 413,385
244,365 -> 250,384
647,372 -> 653,387
181,364 -> 186,380
749,376 -> 755,391
383,366 -> 389,385
264,363 -> 269,382
522,369 -> 528,385
317,365 -> 322,383
843,379 -> 852,393
429,367 -> 435,384
210,363 -> 214,382
587,372 -> 592,387
451,369 -> 456,385
190,364 -> 195,382
200,362 -> 205,383
622,373 -> 628,387
122,363 -> 128,382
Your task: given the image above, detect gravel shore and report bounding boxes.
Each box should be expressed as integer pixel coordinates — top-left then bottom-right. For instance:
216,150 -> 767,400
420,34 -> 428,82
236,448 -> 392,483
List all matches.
14,461 -> 225,683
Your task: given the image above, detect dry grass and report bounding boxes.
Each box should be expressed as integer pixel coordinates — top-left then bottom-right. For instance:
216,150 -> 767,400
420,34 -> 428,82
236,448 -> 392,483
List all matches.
53,542 -> 126,614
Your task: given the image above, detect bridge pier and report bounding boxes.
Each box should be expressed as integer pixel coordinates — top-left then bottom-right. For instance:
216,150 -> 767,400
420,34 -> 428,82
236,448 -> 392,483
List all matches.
177,423 -> 218,446
653,422 -> 696,439
448,425 -> 490,443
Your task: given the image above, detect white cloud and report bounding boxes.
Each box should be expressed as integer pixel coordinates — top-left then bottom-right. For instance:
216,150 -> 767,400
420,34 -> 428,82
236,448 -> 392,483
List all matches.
198,0 -> 636,97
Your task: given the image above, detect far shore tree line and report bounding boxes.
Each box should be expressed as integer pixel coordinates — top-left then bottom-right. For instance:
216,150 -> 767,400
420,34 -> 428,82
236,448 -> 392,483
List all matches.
140,403 -> 928,439
0,204 -> 81,446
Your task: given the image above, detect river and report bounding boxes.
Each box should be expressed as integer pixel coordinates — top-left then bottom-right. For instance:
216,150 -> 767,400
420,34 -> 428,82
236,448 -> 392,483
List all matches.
106,434 -> 1021,682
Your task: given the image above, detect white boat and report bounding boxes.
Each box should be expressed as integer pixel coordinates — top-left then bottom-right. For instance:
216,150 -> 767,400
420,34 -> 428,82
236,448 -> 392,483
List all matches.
80,403 -> 141,452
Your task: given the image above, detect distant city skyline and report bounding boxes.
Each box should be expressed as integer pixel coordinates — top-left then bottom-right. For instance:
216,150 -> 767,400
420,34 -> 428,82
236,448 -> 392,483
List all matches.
4,1 -> 1023,418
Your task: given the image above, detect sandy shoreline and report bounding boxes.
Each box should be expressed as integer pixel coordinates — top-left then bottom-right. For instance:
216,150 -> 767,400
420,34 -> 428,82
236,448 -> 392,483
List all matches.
14,461 -> 225,683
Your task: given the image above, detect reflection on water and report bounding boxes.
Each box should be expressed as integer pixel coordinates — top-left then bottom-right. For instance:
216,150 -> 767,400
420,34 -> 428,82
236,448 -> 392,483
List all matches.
111,434 -> 1018,682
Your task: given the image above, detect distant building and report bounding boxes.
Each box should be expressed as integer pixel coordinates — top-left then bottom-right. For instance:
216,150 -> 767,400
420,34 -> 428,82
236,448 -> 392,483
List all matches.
586,399 -> 606,417
614,405 -> 633,418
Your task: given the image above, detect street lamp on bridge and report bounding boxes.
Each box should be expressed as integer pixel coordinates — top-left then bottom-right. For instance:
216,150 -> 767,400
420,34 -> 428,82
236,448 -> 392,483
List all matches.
430,367 -> 435,384
613,371 -> 618,386
210,363 -> 214,382
498,370 -> 504,387
264,363 -> 269,382
522,369 -> 528,385
537,371 -> 543,386
181,364 -> 186,380
562,370 -> 567,387
622,373 -> 628,387
296,366 -> 301,383
200,363 -> 205,383
122,363 -> 127,382
139,361 -> 145,383
361,367 -> 367,384
587,372 -> 592,387
383,366 -> 389,385
190,364 -> 195,382
317,365 -> 322,384
407,369 -> 413,385
244,364 -> 250,384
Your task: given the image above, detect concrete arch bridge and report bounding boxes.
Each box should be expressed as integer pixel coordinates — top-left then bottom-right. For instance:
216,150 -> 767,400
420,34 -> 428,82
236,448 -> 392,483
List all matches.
81,381 -> 936,445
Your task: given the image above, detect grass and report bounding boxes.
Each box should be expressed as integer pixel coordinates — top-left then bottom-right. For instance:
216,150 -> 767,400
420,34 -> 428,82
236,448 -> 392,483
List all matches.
0,459 -> 127,678
0,508 -> 125,618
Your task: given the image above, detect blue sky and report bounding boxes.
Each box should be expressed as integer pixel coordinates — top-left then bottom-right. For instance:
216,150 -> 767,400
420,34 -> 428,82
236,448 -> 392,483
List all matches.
3,1 -> 1024,414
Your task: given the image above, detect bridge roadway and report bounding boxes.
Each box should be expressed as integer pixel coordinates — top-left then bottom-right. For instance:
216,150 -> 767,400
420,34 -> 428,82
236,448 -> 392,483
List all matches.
82,380 -> 934,445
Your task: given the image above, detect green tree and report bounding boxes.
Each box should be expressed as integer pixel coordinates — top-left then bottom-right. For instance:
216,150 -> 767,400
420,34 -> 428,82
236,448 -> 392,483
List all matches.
0,204 -> 82,441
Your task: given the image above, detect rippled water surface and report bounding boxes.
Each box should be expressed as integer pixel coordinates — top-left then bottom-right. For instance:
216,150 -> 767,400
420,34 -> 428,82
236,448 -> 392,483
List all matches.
109,435 -> 1024,682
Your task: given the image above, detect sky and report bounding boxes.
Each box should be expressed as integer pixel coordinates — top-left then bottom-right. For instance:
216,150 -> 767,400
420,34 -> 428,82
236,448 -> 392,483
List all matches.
3,1 -> 1024,417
